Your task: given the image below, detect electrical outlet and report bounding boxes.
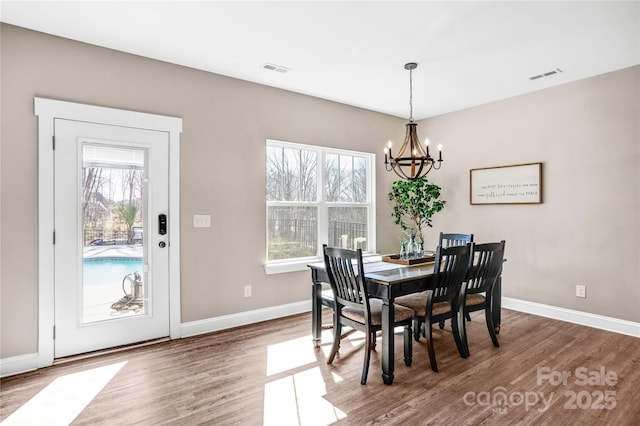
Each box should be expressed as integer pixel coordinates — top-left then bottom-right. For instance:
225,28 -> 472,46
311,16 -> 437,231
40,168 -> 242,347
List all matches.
576,285 -> 586,298
244,285 -> 252,298
193,214 -> 211,228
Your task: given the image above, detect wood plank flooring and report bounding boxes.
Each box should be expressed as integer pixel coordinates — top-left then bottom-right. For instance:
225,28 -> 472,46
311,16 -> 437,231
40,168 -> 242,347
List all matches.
1,309 -> 639,425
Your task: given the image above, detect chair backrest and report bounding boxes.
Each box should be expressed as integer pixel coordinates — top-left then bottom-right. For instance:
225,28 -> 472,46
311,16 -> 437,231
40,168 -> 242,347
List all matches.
322,244 -> 370,318
439,232 -> 474,248
431,243 -> 471,303
465,241 -> 506,295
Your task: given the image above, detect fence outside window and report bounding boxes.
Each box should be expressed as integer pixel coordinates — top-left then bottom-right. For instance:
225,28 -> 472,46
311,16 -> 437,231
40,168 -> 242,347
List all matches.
267,218 -> 367,258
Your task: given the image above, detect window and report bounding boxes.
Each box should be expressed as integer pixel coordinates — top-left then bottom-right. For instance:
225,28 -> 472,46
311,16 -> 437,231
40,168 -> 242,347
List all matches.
265,139 -> 375,273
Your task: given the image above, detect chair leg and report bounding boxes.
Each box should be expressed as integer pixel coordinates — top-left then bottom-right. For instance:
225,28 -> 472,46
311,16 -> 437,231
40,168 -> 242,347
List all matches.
327,319 -> 342,364
485,306 -> 500,348
465,312 -> 472,322
451,309 -> 467,359
460,308 -> 470,358
404,324 -> 413,366
438,320 -> 445,329
425,320 -> 438,372
413,318 -> 421,341
361,329 -> 372,385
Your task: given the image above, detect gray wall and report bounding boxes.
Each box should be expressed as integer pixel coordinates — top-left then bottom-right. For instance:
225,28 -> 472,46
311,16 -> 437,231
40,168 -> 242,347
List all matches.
1,23 -> 638,359
420,66 -> 640,321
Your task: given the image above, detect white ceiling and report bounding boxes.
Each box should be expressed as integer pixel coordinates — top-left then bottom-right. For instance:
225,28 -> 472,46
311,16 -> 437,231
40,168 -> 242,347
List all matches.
1,1 -> 638,119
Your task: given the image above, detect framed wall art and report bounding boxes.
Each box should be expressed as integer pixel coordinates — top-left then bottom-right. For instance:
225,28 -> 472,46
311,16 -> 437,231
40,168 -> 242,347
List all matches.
470,162 -> 542,205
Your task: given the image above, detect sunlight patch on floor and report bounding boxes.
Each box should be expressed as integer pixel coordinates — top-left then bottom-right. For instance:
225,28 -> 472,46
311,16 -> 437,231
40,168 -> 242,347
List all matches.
330,371 -> 343,383
318,328 -> 370,358
320,329 -> 370,358
1,361 -> 127,425
266,336 -> 317,376
263,366 -> 347,426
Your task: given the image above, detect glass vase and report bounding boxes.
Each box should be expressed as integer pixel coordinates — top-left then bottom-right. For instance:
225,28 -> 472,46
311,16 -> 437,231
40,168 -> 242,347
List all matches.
408,233 -> 417,258
400,239 -> 408,259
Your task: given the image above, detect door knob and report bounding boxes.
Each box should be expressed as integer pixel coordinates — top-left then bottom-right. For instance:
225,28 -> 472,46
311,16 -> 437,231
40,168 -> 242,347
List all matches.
159,241 -> 166,248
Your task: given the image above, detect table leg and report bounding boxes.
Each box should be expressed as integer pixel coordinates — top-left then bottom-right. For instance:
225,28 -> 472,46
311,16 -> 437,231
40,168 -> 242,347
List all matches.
492,275 -> 502,334
311,276 -> 322,348
381,297 -> 395,385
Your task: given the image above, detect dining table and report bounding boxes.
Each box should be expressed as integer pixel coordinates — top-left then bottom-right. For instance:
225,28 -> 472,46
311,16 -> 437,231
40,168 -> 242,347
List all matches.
307,255 -> 502,385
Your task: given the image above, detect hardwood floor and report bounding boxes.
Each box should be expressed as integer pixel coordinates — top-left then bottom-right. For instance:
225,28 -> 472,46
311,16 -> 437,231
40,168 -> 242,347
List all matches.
1,309 -> 639,425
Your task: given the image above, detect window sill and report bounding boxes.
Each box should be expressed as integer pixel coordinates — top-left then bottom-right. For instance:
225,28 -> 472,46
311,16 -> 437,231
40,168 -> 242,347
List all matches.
264,253 -> 381,275
264,258 -> 319,275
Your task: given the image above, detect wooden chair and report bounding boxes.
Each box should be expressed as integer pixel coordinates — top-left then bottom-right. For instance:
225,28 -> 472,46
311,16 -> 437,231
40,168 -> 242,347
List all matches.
439,232 -> 474,248
322,244 -> 414,384
458,241 -> 506,357
394,244 -> 471,372
437,232 -> 474,328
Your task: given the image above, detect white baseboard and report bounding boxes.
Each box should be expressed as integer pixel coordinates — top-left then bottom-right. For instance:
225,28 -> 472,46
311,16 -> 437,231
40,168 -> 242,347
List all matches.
502,297 -> 640,338
182,296 -> 636,340
180,300 -> 312,338
1,353 -> 39,378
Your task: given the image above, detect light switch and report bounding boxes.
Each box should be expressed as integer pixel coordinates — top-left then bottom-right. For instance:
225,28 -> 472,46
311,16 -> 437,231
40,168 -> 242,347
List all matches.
193,214 -> 211,228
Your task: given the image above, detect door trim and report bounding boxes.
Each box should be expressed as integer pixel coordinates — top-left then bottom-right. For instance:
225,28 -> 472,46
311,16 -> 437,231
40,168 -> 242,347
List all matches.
35,97 -> 182,368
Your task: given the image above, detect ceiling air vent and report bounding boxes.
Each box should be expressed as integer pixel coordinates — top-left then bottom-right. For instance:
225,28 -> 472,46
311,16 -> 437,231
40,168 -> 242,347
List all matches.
261,63 -> 290,74
529,68 -> 563,81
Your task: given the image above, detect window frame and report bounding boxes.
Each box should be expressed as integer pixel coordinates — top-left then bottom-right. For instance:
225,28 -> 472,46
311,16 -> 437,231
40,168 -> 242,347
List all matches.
264,139 -> 376,274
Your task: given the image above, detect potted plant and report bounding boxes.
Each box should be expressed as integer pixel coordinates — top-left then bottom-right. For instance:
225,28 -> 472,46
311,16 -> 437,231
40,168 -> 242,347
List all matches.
388,177 -> 445,254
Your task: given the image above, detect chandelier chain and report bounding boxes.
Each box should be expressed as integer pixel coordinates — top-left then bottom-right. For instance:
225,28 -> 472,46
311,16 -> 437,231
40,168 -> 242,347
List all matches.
409,67 -> 413,122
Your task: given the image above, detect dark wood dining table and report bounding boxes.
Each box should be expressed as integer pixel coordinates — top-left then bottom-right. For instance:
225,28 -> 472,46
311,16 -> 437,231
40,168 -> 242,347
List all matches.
308,256 -> 502,385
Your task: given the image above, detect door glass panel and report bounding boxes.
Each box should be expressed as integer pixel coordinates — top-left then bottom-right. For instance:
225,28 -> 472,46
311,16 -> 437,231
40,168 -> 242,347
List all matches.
82,144 -> 147,323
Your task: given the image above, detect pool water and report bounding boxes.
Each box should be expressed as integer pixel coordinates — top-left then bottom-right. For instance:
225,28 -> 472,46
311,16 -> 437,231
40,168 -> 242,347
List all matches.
83,258 -> 143,286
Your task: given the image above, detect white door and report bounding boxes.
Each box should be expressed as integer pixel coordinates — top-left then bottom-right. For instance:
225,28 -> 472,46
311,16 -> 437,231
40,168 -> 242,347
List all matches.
54,119 -> 170,358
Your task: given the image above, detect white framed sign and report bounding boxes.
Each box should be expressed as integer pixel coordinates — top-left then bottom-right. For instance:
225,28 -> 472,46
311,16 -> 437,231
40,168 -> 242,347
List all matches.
470,163 -> 542,205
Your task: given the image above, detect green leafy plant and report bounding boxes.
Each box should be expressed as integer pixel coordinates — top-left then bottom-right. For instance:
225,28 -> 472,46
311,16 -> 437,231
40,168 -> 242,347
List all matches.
388,177 -> 445,235
117,202 -> 139,244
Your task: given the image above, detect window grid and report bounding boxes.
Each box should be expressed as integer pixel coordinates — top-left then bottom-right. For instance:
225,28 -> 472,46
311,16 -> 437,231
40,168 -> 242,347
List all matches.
266,139 -> 374,264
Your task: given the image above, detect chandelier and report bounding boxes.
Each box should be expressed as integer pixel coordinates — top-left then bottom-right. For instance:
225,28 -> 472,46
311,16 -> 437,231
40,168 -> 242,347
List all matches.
384,62 -> 443,181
